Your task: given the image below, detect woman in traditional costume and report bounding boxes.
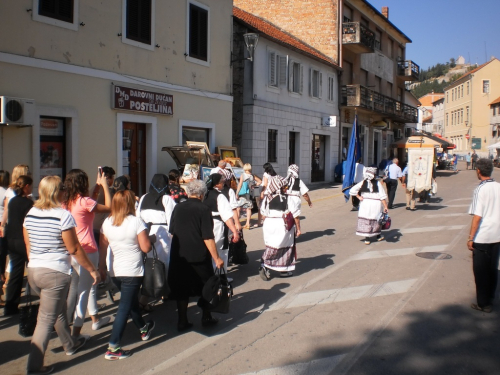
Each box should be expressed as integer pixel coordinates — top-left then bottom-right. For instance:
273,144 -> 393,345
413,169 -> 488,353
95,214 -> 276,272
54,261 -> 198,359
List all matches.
285,164 -> 312,237
349,167 -> 389,245
259,175 -> 296,280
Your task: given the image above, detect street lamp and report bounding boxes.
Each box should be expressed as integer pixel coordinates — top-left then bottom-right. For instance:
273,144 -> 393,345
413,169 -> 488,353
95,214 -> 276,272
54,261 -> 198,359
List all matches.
231,33 -> 259,64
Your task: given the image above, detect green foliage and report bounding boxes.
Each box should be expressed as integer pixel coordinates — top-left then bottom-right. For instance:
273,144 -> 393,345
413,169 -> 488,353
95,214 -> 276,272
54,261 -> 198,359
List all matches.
411,80 -> 450,98
449,57 -> 456,68
419,63 -> 450,81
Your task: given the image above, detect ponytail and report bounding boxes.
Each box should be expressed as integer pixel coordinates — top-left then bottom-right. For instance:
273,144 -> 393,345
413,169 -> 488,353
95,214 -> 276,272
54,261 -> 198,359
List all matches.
13,175 -> 33,196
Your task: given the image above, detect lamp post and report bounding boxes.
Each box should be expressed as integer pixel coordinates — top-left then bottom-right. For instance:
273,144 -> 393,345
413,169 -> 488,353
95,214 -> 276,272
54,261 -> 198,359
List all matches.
231,33 -> 259,64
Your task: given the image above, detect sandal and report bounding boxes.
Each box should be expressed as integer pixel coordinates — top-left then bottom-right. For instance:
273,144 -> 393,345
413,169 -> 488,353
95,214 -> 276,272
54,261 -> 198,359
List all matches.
243,225 -> 250,229
471,303 -> 492,313
201,316 -> 219,327
252,224 -> 259,228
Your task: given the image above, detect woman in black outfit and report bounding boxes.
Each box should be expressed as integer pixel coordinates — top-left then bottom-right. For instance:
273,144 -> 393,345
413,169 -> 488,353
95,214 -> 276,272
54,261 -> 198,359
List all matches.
3,175 -> 33,315
168,180 -> 223,332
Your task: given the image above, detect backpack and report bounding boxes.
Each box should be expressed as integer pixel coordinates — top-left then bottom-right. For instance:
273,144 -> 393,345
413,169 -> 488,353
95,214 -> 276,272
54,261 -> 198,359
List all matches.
239,180 -> 250,196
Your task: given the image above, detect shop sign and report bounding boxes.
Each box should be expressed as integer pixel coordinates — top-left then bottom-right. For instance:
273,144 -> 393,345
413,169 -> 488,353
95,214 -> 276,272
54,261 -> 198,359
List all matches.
112,85 -> 173,115
471,138 -> 482,150
40,118 -> 64,136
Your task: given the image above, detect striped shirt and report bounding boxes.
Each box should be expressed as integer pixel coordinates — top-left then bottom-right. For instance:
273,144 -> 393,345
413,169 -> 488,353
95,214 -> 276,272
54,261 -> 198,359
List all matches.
24,207 -> 76,275
469,179 -> 500,243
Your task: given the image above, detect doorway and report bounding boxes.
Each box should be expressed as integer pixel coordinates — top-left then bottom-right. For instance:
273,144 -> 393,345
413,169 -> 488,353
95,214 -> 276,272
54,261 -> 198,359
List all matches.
123,122 -> 146,196
311,134 -> 326,182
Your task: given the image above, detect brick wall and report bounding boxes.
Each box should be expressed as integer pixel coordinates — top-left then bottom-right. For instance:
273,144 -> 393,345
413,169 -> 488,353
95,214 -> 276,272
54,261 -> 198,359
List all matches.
234,0 -> 339,64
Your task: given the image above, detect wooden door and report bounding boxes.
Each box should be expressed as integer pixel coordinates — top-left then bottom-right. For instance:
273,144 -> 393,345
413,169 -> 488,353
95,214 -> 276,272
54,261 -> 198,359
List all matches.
123,122 -> 146,196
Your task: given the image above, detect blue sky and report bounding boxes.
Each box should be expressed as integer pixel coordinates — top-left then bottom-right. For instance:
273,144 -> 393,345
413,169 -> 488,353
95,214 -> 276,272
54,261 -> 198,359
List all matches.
367,0 -> 500,70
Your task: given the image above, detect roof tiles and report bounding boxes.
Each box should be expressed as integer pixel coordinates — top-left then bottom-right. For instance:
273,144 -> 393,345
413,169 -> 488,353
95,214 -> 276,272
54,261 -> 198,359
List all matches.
233,6 -> 339,68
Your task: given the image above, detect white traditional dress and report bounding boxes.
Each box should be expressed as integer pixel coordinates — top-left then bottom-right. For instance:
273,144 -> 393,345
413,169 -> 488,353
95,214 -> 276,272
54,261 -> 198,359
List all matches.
350,180 -> 387,237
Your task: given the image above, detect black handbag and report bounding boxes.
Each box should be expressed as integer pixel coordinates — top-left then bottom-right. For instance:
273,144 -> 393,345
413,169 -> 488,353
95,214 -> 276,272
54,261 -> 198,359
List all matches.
229,231 -> 249,265
19,286 -> 39,338
202,268 -> 232,314
141,245 -> 168,298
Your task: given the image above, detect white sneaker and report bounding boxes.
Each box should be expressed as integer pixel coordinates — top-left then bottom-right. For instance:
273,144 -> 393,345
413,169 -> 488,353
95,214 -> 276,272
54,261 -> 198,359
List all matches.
92,316 -> 111,331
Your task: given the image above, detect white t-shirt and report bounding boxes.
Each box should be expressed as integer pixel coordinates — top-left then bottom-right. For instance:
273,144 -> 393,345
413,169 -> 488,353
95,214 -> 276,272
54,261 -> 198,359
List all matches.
469,179 -> 500,243
216,191 -> 234,222
101,215 -> 148,277
24,207 -> 76,275
387,164 -> 403,179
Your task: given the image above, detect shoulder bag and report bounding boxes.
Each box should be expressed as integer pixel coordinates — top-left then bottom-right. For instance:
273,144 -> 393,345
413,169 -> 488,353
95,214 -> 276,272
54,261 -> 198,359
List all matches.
229,230 -> 249,265
141,244 -> 168,298
202,268 -> 232,314
283,211 -> 295,232
19,286 -> 39,337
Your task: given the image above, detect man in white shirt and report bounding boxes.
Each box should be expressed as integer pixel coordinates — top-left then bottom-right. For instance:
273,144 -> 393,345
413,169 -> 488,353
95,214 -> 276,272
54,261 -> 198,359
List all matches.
210,160 -> 227,176
467,158 -> 500,313
385,158 -> 403,209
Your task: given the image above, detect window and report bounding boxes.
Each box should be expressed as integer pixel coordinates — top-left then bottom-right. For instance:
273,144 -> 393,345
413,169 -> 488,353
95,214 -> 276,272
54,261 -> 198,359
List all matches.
467,82 -> 470,95
182,127 -> 209,147
461,109 -> 463,124
40,117 -> 66,180
126,0 -> 152,45
288,60 -> 303,94
38,0 -> 73,23
268,129 -> 278,162
387,82 -> 393,97
328,76 -> 335,102
309,68 -> 322,99
268,51 -> 287,88
452,90 -> 454,101
483,80 -> 490,94
466,106 -> 469,122
188,2 -> 209,62
446,113 -> 448,126
446,92 -> 449,103
374,29 -> 382,51
461,85 -> 464,97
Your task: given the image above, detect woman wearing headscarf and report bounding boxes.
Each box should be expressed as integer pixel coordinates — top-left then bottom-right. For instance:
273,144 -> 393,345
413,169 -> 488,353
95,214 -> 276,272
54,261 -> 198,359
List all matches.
260,175 -> 296,280
349,167 -> 389,245
204,174 -> 240,277
285,164 -> 312,237
137,174 -> 176,271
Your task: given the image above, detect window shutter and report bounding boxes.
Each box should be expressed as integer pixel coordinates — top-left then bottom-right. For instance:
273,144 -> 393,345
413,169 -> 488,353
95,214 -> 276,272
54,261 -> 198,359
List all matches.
318,72 -> 323,99
299,64 -> 304,94
279,55 -> 287,86
189,4 -> 208,61
309,68 -> 313,97
288,60 -> 294,92
127,0 -> 152,45
269,52 -> 277,86
39,0 -> 74,23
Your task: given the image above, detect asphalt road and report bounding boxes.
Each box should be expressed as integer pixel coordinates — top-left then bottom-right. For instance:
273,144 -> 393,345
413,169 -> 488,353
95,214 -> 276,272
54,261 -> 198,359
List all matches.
2,161 -> 500,375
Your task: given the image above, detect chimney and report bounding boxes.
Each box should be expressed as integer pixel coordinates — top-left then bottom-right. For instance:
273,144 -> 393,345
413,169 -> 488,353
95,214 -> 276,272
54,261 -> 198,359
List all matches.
382,6 -> 389,19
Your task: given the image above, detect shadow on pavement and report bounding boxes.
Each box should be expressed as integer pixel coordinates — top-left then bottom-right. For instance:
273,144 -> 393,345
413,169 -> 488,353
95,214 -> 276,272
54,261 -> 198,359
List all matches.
0,338 -> 30,366
296,253 -> 335,275
413,204 -> 447,211
331,304 -> 500,374
297,229 -> 335,243
384,229 -> 402,243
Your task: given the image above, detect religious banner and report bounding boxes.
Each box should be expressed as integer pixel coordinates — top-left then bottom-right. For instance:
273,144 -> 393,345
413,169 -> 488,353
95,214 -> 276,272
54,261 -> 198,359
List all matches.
407,148 -> 434,193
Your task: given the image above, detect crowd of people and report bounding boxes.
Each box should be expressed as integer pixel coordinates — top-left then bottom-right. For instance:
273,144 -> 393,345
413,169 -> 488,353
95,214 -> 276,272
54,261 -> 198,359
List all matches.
3,154 -> 495,373
0,161 -> 313,373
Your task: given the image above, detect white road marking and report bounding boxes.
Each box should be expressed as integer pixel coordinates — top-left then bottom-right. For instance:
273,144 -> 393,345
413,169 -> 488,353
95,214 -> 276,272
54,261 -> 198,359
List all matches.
400,225 -> 465,233
446,197 -> 472,202
285,279 -> 418,309
445,204 -> 471,208
353,245 -> 448,260
424,213 -> 464,218
238,354 -> 346,375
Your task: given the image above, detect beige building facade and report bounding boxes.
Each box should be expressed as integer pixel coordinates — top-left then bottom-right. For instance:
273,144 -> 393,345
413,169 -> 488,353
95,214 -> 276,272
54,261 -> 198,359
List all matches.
443,58 -> 500,156
0,0 -> 233,195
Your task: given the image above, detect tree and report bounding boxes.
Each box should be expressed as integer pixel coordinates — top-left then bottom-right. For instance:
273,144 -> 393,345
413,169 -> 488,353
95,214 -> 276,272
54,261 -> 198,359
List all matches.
450,57 -> 456,68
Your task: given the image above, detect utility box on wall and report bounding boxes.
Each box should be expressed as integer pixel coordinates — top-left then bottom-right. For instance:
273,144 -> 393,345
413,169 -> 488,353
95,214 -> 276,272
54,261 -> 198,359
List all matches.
471,138 -> 482,150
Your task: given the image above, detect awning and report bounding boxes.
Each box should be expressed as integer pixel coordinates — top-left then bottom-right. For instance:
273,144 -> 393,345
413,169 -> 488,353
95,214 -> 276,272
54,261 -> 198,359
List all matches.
392,134 -> 449,149
433,133 -> 456,149
487,142 -> 500,149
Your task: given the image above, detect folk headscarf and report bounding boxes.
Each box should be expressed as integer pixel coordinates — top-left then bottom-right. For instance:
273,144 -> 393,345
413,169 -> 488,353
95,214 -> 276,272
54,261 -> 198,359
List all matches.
360,167 -> 378,193
140,174 -> 171,211
218,168 -> 232,182
286,164 -> 299,190
262,175 -> 287,209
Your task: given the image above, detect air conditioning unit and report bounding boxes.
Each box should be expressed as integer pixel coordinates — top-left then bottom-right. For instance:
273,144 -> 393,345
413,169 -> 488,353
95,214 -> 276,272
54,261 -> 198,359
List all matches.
0,96 -> 35,126
395,129 -> 403,139
322,115 -> 338,127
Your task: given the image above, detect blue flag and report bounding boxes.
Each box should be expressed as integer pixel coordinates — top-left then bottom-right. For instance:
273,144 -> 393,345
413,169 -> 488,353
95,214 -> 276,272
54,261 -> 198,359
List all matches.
341,115 -> 361,202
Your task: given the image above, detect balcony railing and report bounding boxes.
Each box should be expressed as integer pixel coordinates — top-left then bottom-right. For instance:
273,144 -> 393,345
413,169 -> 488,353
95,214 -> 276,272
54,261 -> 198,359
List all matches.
341,84 -> 418,123
397,60 -> 420,81
342,22 -> 375,54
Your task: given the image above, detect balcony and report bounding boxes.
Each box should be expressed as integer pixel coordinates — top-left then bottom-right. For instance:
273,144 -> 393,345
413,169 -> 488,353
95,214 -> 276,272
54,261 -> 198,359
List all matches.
342,22 -> 375,54
397,60 -> 420,81
341,84 -> 418,123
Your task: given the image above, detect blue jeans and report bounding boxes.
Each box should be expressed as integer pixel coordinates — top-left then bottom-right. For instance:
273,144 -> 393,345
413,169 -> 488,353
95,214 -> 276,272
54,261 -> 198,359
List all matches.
109,277 -> 145,348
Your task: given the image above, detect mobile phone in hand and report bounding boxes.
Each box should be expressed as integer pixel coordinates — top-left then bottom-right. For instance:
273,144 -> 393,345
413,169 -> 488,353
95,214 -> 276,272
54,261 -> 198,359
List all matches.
98,166 -> 103,177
